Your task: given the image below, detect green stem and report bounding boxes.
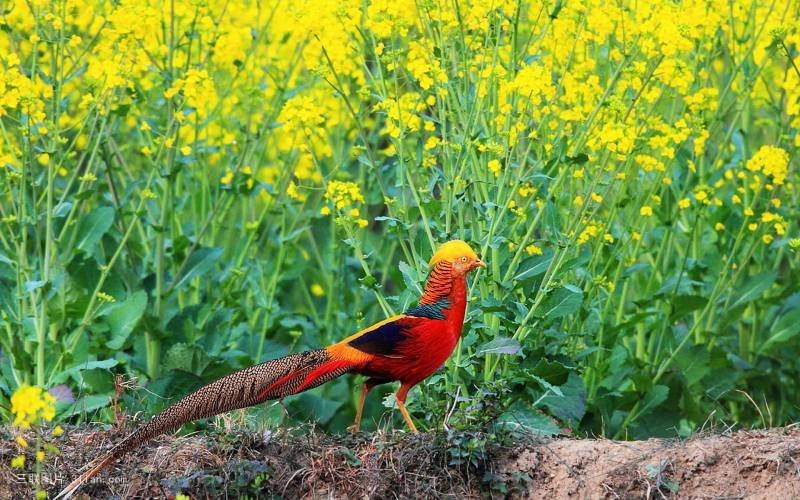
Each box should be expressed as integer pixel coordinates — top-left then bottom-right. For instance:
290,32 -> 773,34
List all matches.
55,170 -> 160,378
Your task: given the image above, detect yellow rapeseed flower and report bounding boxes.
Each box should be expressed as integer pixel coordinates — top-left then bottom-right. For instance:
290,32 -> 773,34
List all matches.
507,200 -> 526,219
746,145 -> 789,185
577,223 -> 600,245
518,183 -> 535,197
220,169 -> 234,186
424,136 -> 440,151
640,206 -> 653,217
286,181 -> 305,202
760,212 -> 780,223
323,180 -> 365,211
488,159 -> 502,177
11,385 -> 56,428
310,283 -> 325,297
525,244 -> 543,256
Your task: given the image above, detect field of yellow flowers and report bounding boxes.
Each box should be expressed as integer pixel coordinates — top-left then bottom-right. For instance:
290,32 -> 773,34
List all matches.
1,0 -> 798,478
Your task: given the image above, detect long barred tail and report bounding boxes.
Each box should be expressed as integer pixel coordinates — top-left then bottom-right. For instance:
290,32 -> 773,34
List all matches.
55,349 -> 353,499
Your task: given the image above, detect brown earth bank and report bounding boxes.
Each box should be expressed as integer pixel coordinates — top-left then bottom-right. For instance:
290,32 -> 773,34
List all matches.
2,423 -> 799,499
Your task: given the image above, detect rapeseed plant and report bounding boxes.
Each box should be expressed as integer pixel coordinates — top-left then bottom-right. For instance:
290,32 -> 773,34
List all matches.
0,0 -> 797,442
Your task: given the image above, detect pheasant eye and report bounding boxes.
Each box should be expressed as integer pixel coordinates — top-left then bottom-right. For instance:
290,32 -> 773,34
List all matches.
460,256 -> 468,262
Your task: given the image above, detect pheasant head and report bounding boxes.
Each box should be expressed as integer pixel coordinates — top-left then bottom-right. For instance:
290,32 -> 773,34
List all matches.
428,239 -> 486,276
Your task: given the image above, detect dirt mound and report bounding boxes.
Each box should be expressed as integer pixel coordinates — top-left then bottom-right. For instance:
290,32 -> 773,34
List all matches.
2,424 -> 799,498
497,426 -> 800,498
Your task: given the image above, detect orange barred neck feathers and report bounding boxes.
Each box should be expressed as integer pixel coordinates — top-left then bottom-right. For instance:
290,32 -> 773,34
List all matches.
418,260 -> 454,305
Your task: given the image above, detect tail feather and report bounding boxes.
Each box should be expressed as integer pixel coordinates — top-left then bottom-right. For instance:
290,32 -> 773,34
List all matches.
55,349 -> 352,499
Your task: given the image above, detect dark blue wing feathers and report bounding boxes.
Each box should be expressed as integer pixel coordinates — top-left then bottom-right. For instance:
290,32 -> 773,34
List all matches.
347,320 -> 408,356
347,298 -> 449,356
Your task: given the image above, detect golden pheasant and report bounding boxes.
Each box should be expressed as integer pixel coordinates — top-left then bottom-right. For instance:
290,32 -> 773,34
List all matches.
55,239 -> 485,498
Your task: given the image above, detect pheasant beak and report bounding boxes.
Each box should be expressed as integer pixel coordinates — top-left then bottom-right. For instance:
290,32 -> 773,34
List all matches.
475,259 -> 487,269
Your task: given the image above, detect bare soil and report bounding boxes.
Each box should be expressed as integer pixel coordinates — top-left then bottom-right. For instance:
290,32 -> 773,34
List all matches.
2,423 -> 799,498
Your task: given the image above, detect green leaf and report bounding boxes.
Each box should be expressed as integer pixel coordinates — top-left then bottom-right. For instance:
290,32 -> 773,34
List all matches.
398,261 -> 422,296
729,271 -> 776,310
0,250 -> 13,266
674,345 -> 710,387
636,385 -> 669,419
163,342 -> 209,374
0,360 -> 16,394
54,201 -> 72,217
530,358 -> 571,380
514,251 -> 553,282
539,284 -> 583,319
539,372 -> 586,424
51,359 -> 119,385
58,394 -> 112,418
81,368 -> 117,393
76,206 -> 115,253
760,306 -> 800,353
566,153 -> 589,165
670,295 -> 708,321
173,247 -> 223,290
25,280 -> 45,293
531,374 -> 564,397
106,290 -> 148,350
494,401 -> 560,436
476,336 -> 522,356
292,393 -> 344,425
147,370 -> 204,411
